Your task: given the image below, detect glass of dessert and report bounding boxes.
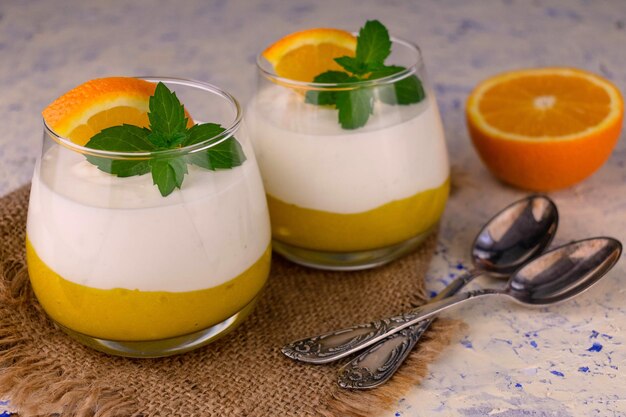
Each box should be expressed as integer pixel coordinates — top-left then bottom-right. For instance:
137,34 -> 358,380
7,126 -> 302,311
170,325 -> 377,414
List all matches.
27,77 -> 271,357
247,21 -> 450,270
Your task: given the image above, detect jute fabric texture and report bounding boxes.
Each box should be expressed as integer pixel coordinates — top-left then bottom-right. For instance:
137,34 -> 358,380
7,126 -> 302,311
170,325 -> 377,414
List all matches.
0,185 -> 462,417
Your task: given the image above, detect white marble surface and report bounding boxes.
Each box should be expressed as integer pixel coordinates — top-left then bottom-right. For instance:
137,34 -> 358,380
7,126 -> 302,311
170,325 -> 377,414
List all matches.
1,0 -> 626,416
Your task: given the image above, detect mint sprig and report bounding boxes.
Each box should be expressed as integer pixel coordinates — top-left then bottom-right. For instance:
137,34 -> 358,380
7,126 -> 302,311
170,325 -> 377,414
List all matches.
305,20 -> 425,129
85,82 -> 246,196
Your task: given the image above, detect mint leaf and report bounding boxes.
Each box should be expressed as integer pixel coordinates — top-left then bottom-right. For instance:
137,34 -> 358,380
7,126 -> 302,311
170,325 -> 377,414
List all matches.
86,125 -> 154,152
150,158 -> 188,196
148,130 -> 188,148
185,123 -> 246,171
368,65 -> 404,80
148,82 -> 188,137
355,20 -> 391,71
187,137 -> 246,170
85,125 -> 154,177
81,81 -> 246,196
306,21 -> 427,129
305,71 -> 355,105
334,56 -> 369,75
337,88 -> 373,129
184,123 -> 246,170
389,74 -> 425,105
369,65 -> 426,104
184,123 -> 226,147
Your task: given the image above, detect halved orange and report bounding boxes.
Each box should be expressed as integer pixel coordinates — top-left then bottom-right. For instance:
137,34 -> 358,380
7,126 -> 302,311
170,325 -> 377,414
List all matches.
262,28 -> 357,82
43,77 -> 156,146
467,67 -> 624,191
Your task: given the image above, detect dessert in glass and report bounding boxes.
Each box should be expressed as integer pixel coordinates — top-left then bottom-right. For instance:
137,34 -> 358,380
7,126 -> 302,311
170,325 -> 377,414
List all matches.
26,77 -> 271,357
247,23 -> 450,270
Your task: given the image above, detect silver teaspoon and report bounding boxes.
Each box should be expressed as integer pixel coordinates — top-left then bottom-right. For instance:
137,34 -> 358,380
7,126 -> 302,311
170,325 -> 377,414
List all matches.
282,195 -> 558,365
338,195 -> 559,389
283,237 -> 620,366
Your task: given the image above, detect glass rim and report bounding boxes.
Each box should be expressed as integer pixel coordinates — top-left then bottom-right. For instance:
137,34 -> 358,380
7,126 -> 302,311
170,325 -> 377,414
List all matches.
256,36 -> 424,90
42,76 -> 243,160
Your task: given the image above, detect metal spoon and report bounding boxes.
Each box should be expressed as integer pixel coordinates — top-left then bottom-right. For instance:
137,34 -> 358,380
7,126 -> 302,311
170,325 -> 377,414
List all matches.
286,237 -> 622,373
282,195 -> 559,365
338,195 -> 559,388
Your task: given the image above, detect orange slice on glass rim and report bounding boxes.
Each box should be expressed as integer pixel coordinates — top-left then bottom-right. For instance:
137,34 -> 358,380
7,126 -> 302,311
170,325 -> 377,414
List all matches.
466,67 -> 624,191
262,28 -> 357,82
44,77 -> 157,146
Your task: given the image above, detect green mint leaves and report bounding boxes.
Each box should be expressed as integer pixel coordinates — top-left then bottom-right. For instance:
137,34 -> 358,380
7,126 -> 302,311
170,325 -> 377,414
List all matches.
354,20 -> 391,72
305,20 -> 425,129
85,82 -> 246,197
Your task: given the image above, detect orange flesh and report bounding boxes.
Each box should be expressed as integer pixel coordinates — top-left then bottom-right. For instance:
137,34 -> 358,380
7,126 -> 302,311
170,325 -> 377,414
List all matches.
274,43 -> 356,82
467,68 -> 624,191
478,74 -> 613,137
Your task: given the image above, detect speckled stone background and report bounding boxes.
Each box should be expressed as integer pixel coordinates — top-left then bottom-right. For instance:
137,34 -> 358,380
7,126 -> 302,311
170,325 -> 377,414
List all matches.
1,1 -> 625,416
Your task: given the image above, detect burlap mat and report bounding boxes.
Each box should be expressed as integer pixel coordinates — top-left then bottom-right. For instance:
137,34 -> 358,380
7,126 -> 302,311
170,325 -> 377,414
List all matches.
0,185 -> 463,417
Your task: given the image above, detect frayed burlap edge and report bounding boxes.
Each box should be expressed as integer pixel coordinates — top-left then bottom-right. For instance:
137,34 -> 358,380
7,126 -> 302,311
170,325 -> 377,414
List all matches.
320,319 -> 466,417
0,185 -> 466,417
0,185 -> 133,417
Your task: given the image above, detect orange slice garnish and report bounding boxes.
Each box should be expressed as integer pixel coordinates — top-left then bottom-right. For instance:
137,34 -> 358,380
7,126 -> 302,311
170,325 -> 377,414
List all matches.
43,77 -> 160,146
466,67 -> 624,191
262,28 -> 357,82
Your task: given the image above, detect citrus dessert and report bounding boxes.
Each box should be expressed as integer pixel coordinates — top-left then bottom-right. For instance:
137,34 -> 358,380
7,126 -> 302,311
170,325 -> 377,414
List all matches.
247,21 -> 450,269
467,67 -> 624,191
27,77 -> 271,356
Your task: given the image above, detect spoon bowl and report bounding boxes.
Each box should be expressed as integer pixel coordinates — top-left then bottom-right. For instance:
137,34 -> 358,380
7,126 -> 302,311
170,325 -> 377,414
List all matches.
332,195 -> 559,388
506,237 -> 622,305
283,195 -> 559,367
472,195 -> 559,277
388,237 -> 623,332
283,237 -> 621,374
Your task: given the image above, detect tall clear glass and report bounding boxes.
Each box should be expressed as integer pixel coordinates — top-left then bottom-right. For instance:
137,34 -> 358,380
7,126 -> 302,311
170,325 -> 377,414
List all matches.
247,39 -> 450,270
26,78 -> 271,357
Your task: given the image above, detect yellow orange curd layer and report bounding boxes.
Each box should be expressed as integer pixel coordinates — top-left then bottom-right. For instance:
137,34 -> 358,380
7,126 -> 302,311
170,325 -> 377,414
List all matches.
268,179 -> 449,252
26,239 -> 271,341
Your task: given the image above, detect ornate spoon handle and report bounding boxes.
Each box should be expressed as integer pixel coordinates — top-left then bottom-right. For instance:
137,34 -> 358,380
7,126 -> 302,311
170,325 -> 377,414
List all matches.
337,270 -> 480,389
281,271 -> 484,364
338,320 -> 432,388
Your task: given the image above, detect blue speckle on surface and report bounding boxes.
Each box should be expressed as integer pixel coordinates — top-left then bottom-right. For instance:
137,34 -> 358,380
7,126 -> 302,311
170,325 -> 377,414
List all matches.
590,330 -> 599,339
395,412 -> 401,417
290,4 -> 315,14
579,366 -> 590,373
0,412 -> 11,417
460,338 -> 473,349
159,32 -> 179,42
587,343 -> 603,352
550,370 -> 565,377
429,290 -> 438,298
545,6 -> 582,21
601,333 -> 614,340
530,340 -> 538,348
515,383 -> 523,388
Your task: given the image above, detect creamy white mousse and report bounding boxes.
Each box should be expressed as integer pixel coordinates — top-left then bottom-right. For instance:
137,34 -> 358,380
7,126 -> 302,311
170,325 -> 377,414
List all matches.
27,139 -> 270,292
246,85 -> 449,214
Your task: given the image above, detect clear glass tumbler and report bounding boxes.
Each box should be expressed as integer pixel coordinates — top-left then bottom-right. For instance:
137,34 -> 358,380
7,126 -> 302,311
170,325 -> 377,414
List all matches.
247,38 -> 450,270
26,78 -> 271,357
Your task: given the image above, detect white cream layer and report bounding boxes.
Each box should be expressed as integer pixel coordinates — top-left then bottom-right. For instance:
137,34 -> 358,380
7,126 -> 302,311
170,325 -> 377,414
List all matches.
246,85 -> 450,214
27,140 -> 270,292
